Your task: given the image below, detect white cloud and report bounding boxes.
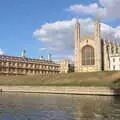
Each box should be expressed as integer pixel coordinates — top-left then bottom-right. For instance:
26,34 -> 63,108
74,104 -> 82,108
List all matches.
66,0 -> 120,20
0,48 -> 4,55
33,18 -> 120,61
39,47 -> 48,51
114,26 -> 120,39
101,23 -> 115,40
66,3 -> 104,17
34,19 -> 76,51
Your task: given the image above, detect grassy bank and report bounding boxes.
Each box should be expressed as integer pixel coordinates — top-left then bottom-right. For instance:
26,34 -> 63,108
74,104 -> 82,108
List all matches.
0,71 -> 120,86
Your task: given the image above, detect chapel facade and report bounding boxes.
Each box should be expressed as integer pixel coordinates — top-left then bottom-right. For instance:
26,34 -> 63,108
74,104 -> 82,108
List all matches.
74,19 -> 120,72
75,19 -> 103,72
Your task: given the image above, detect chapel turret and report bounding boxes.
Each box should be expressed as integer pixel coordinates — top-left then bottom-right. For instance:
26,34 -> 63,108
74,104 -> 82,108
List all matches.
75,19 -> 80,72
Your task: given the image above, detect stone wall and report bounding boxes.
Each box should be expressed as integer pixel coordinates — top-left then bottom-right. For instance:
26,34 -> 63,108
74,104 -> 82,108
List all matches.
0,86 -> 120,96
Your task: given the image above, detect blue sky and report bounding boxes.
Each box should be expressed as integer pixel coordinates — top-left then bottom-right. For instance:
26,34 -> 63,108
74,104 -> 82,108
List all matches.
0,0 -> 120,61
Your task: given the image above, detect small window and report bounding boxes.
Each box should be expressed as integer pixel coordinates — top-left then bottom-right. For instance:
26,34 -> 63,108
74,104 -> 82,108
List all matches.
113,58 -> 115,62
113,65 -> 115,70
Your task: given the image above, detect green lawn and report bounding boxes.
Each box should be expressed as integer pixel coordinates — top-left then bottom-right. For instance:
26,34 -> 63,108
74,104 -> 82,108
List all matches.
0,71 -> 120,86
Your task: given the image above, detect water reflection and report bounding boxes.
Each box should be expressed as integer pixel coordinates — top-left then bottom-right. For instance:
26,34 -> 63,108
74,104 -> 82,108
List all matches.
0,92 -> 120,120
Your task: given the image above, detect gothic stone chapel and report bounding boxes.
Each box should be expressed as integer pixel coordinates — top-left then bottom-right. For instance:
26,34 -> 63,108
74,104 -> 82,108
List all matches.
74,19 -> 104,72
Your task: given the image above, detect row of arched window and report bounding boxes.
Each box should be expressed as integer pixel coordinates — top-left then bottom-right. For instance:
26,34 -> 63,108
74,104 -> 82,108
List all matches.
106,45 -> 119,54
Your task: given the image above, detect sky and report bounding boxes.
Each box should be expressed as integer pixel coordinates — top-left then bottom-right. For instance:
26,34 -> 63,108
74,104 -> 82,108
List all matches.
0,0 -> 120,61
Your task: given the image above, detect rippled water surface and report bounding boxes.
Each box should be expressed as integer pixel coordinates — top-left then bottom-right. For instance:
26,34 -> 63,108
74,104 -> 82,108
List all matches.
0,92 -> 120,120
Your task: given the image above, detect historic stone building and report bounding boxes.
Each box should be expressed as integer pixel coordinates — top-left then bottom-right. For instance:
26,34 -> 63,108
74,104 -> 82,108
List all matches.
75,19 -> 120,72
109,54 -> 120,71
60,59 -> 74,73
0,55 -> 60,75
0,53 -> 75,75
104,41 -> 120,71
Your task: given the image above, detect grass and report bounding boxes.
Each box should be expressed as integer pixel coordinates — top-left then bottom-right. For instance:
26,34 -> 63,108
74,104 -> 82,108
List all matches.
0,71 -> 120,86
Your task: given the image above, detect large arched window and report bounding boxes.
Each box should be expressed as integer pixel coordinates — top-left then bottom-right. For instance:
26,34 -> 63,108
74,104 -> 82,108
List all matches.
82,45 -> 95,65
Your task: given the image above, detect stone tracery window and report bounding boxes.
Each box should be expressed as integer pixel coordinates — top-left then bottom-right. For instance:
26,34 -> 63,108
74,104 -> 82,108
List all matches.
82,45 -> 95,65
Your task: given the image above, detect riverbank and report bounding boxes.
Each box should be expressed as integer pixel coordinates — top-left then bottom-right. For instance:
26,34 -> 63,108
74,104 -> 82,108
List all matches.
0,71 -> 120,86
0,71 -> 120,95
0,86 -> 120,96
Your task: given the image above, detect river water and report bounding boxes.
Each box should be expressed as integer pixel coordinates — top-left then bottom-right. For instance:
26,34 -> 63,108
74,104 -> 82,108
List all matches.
0,92 -> 120,120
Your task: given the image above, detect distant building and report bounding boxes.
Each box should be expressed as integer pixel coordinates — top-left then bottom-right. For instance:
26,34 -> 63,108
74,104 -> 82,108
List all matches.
60,60 -> 74,73
0,55 -> 60,75
110,54 -> 120,71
